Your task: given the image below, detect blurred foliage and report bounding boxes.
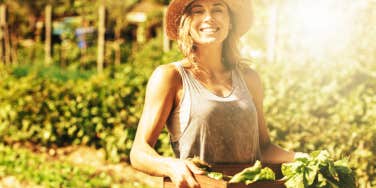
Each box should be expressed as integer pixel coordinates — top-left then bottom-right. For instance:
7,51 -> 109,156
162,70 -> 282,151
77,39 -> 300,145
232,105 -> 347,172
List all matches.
1,35 -> 375,187
242,2 -> 376,186
0,37 -> 181,163
0,144 -> 149,187
255,61 -> 376,187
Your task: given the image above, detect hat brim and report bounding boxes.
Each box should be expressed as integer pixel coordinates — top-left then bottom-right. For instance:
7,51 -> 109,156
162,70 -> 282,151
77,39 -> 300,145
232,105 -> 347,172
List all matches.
166,0 -> 253,40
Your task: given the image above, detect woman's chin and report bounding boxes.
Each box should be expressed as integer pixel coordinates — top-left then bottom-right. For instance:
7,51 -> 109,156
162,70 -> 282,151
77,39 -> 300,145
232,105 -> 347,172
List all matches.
195,38 -> 224,46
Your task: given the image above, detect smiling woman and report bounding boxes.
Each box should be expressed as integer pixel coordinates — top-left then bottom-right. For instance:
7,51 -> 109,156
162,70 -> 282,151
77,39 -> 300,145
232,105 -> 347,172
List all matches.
130,0 -> 296,187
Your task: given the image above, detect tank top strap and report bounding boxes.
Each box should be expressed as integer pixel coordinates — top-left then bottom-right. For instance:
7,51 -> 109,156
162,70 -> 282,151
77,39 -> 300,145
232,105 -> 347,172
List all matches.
173,62 -> 188,78
233,64 -> 254,99
173,62 -> 201,93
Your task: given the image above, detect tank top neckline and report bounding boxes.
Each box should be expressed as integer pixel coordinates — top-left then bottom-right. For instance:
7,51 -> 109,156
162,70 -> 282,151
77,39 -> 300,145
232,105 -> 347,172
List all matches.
176,62 -> 236,99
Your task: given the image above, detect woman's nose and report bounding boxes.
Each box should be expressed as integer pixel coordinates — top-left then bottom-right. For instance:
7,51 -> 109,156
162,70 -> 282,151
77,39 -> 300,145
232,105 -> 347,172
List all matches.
202,11 -> 214,21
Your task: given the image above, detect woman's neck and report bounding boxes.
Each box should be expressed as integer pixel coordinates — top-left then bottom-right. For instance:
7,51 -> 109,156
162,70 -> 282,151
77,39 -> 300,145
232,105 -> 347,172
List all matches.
195,44 -> 226,73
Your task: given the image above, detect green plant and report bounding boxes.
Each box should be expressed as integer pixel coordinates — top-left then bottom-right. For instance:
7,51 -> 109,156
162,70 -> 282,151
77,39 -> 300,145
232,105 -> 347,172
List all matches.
0,144 -> 113,187
229,160 -> 276,185
282,150 -> 356,188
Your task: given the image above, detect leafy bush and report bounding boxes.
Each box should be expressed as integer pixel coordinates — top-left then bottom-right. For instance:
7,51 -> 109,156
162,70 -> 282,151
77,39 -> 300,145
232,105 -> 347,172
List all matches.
256,61 -> 376,187
0,144 -> 150,188
0,37 -> 180,162
11,63 -> 95,82
0,67 -> 143,162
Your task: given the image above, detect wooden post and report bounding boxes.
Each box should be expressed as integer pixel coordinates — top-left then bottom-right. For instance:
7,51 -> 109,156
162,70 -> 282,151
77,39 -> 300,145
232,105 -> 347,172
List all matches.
11,34 -> 18,64
97,1 -> 105,73
1,4 -> 11,64
0,4 -> 5,64
136,22 -> 146,44
114,19 -> 122,66
45,4 -> 52,64
162,6 -> 170,52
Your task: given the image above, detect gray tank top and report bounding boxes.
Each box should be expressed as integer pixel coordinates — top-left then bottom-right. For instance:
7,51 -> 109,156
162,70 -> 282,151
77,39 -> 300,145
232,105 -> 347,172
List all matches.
168,62 -> 261,164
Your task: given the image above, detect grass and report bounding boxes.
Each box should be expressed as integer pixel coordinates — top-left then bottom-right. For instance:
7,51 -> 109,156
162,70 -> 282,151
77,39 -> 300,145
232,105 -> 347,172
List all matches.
0,144 -> 151,188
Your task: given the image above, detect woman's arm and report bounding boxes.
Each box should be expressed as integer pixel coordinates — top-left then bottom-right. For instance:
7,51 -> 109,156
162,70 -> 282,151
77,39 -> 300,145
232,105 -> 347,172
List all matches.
241,67 -> 295,164
130,64 -> 203,188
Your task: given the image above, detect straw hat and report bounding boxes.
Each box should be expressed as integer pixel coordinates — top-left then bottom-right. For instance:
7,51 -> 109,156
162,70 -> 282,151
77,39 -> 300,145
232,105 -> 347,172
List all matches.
165,0 -> 253,40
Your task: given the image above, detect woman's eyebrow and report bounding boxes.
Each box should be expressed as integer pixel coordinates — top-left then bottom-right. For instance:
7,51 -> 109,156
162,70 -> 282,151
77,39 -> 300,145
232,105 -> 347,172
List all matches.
213,3 -> 226,8
190,4 -> 203,9
189,2 -> 225,10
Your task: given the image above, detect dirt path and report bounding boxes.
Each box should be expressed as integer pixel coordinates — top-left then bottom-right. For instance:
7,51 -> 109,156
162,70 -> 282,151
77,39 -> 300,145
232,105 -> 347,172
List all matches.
2,144 -> 163,188
63,146 -> 163,187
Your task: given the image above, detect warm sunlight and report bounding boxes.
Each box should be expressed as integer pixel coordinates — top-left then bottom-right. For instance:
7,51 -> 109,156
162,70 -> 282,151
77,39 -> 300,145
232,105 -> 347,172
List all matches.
286,0 -> 354,58
241,0 -> 373,63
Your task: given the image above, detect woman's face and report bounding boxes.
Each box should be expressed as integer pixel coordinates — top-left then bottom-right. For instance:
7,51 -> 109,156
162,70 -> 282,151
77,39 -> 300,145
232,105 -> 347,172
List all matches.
188,0 -> 231,46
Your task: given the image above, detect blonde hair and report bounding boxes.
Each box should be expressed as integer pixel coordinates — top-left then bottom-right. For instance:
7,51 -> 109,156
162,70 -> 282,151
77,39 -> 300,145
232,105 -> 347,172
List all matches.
177,14 -> 196,64
177,5 -> 241,69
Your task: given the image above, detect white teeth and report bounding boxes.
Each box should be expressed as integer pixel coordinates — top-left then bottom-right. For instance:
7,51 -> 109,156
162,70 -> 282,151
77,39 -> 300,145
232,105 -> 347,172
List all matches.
200,28 -> 219,32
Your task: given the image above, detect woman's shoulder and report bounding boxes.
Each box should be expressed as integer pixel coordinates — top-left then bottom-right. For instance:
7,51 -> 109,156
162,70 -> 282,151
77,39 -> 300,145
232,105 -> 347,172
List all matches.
153,59 -> 191,76
235,60 -> 264,98
236,60 -> 261,84
155,62 -> 178,74
149,61 -> 182,87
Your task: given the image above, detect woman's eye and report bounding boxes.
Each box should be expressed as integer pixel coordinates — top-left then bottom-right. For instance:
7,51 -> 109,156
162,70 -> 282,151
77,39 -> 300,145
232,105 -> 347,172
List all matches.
213,9 -> 223,13
192,10 -> 204,14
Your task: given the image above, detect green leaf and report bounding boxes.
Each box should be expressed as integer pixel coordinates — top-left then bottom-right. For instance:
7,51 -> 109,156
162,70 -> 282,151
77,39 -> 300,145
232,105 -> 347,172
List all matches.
328,161 -> 339,181
229,160 -> 275,184
285,174 -> 304,188
207,172 -> 223,180
282,160 -> 304,177
244,167 -> 276,185
338,172 -> 356,188
334,158 -> 352,175
305,165 -> 318,186
326,178 -> 339,188
317,173 -> 328,187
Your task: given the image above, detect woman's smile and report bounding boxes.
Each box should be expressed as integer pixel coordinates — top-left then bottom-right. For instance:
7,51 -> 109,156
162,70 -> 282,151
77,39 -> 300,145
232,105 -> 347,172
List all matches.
199,26 -> 220,34
188,0 -> 230,45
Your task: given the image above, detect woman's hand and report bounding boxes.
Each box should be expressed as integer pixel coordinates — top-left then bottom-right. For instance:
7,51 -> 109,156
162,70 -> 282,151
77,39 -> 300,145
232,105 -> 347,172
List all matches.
168,158 -> 206,188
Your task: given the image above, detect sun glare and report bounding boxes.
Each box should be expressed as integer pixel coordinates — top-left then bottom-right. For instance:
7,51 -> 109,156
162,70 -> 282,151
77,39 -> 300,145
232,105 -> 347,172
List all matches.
295,2 -> 339,39
286,0 -> 354,59
241,0 -> 365,63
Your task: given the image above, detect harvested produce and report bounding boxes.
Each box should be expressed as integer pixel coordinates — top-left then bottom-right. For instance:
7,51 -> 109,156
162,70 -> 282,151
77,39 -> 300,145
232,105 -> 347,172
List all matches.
189,157 -> 227,180
229,160 -> 276,185
282,150 -> 356,188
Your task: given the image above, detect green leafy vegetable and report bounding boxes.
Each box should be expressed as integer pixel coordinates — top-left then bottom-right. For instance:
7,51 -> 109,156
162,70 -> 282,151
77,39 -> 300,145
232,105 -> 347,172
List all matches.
207,172 -> 224,180
282,150 -> 356,188
229,160 -> 276,185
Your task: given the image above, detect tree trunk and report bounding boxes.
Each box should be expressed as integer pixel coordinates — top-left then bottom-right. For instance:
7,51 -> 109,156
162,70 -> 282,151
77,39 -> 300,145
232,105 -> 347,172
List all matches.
114,19 -> 122,66
3,18 -> 10,64
0,4 -> 5,64
97,1 -> 105,73
45,4 -> 52,64
10,34 -> 18,64
1,4 -> 11,64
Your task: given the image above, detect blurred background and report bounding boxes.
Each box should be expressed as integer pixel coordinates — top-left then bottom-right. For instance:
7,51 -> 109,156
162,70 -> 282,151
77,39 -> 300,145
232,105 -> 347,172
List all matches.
0,0 -> 375,187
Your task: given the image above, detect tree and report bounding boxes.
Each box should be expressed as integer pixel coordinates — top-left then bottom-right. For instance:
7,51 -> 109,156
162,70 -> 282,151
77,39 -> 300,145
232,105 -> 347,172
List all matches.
106,0 -> 138,65
97,0 -> 105,72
